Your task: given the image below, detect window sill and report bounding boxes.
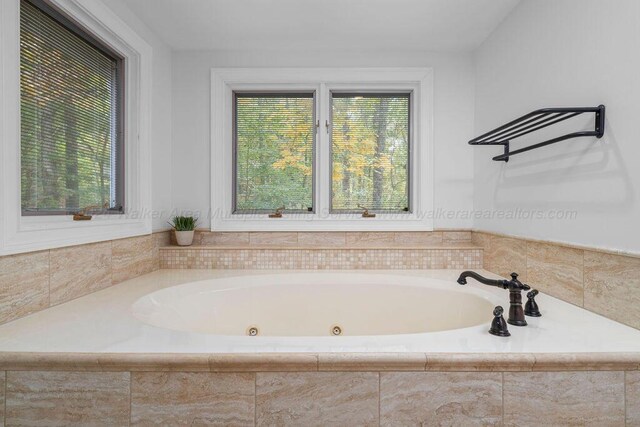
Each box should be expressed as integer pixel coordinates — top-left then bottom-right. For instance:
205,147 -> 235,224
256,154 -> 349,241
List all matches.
212,214 -> 433,232
1,215 -> 151,256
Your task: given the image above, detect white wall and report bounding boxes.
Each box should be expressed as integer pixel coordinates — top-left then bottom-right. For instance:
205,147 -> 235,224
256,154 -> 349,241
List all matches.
474,0 -> 640,253
101,0 -> 173,231
171,49 -> 476,230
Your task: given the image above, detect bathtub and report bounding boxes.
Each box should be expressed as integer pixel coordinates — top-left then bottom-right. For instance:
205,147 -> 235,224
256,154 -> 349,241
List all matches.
1,269 -> 640,354
132,274 -> 496,336
2,270 -> 639,426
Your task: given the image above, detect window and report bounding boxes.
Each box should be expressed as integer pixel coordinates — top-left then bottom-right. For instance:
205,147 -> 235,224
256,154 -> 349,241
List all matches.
211,68 -> 433,231
233,92 -> 315,213
331,93 -> 410,212
20,0 -> 124,216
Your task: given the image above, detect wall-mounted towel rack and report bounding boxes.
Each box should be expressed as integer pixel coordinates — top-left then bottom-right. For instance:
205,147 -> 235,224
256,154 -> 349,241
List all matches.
469,105 -> 605,162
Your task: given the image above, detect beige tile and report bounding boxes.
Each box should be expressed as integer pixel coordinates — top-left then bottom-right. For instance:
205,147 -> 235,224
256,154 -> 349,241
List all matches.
0,371 -> 5,426
210,353 -> 318,372
532,353 -> 640,371
153,231 -> 171,270
297,232 -> 346,247
256,372 -> 378,426
443,230 -> 472,243
318,353 -> 426,371
131,372 -> 254,426
249,232 -> 298,246
393,231 -> 443,246
346,231 -> 395,246
526,241 -> 584,306
584,250 -> 640,330
0,353 -> 101,371
49,242 -> 112,305
503,371 -> 625,426
153,230 -> 171,247
426,353 -> 534,371
628,371 -> 640,426
485,235 -> 527,280
189,230 -> 203,246
98,353 -> 211,372
471,231 -> 492,249
201,232 -> 250,246
112,235 -> 155,284
380,372 -> 502,426
6,371 -> 130,426
0,251 -> 49,324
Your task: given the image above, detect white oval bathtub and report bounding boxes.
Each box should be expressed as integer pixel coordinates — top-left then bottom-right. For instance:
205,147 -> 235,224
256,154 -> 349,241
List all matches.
131,273 -> 497,336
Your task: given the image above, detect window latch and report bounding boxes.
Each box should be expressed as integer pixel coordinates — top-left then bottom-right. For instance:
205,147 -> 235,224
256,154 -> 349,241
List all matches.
325,120 -> 330,134
268,206 -> 285,218
73,202 -> 108,221
357,204 -> 376,218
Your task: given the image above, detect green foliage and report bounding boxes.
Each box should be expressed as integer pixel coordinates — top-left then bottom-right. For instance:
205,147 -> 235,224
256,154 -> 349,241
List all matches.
234,93 -> 410,213
20,0 -> 118,213
332,95 -> 409,211
169,216 -> 198,231
235,95 -> 314,212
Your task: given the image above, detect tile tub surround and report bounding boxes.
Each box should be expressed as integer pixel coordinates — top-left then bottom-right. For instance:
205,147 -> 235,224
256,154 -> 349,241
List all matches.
194,230 -> 473,247
159,247 -> 483,270
472,231 -> 640,330
0,232 -> 169,326
0,366 -> 638,425
0,269 -> 639,424
162,230 -> 481,270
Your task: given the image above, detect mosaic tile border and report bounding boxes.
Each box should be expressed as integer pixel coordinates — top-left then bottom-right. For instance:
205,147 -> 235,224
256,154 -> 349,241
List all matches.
159,248 -> 483,270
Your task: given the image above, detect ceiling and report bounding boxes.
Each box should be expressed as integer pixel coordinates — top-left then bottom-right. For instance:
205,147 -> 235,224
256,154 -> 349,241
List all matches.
121,0 -> 521,52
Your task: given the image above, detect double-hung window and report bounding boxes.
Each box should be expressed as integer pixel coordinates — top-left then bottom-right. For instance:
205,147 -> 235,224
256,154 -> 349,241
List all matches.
212,68 -> 433,231
20,0 -> 124,216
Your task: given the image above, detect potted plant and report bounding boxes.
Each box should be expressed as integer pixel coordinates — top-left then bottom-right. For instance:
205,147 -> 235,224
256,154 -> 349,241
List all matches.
169,216 -> 198,246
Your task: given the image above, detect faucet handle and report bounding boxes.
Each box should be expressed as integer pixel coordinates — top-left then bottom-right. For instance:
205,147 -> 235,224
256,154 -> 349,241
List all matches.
525,289 -> 542,317
508,272 -> 530,291
489,305 -> 510,337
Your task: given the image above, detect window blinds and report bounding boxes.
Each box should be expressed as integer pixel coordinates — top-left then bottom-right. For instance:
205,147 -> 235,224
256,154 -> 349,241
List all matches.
234,92 -> 315,213
331,93 -> 410,212
20,0 -> 122,214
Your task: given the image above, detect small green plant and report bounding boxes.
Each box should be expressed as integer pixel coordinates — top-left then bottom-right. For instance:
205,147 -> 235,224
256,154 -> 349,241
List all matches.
168,216 -> 198,231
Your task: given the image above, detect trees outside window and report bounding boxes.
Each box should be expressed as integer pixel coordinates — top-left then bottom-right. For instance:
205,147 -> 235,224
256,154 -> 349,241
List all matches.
232,91 -> 411,215
20,0 -> 123,215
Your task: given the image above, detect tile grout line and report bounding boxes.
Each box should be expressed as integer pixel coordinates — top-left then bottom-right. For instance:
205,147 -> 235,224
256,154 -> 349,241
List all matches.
501,371 -> 505,426
129,371 -> 132,426
627,371 -> 632,424
378,372 -> 381,426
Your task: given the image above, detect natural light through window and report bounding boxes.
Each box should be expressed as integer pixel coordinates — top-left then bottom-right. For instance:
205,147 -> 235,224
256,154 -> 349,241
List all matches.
20,0 -> 123,215
212,68 -> 432,230
331,93 -> 410,212
233,92 -> 316,213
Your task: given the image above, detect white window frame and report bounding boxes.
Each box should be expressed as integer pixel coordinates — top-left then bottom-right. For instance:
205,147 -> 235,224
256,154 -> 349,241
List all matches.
211,68 -> 434,231
0,0 -> 152,256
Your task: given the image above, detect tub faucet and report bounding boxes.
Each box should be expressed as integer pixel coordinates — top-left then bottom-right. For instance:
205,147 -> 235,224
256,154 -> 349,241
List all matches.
457,271 -> 530,326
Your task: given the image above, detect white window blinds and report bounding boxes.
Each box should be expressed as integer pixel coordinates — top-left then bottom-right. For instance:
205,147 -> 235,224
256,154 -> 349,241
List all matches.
20,0 -> 123,215
233,92 -> 316,213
